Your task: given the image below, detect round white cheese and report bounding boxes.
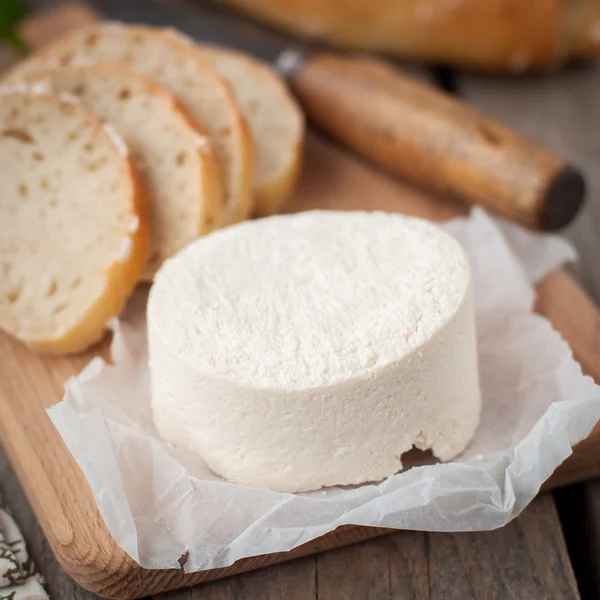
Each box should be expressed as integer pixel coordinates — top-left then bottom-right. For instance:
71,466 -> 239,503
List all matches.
148,211 -> 481,492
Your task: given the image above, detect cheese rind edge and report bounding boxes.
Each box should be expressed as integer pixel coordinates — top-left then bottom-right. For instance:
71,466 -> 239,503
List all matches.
148,211 -> 481,492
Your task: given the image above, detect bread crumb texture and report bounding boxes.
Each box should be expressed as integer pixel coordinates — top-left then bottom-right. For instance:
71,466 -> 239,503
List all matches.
0,92 -> 147,353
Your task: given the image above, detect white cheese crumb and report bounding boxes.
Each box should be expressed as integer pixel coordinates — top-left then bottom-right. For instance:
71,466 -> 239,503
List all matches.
103,123 -> 129,157
117,237 -> 132,263
475,454 -> 484,461
128,216 -> 140,234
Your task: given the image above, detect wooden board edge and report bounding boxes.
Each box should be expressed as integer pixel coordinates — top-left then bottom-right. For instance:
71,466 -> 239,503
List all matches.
1,4 -> 598,595
69,524 -> 393,599
0,376 -> 386,597
539,269 -> 600,490
125,525 -> 392,600
0,266 -> 596,598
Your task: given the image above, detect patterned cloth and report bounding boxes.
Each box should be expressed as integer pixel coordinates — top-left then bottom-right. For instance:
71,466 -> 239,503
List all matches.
0,496 -> 48,600
0,29 -> 50,600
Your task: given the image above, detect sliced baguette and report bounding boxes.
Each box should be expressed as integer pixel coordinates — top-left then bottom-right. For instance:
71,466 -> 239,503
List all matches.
22,63 -> 223,279
201,45 -> 305,216
7,23 -> 255,225
0,91 -> 149,353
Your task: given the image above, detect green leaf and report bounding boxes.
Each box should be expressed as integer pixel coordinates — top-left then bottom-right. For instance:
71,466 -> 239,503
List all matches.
0,0 -> 27,49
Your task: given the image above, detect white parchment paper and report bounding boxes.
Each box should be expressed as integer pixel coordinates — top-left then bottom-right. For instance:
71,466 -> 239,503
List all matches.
47,208 -> 600,572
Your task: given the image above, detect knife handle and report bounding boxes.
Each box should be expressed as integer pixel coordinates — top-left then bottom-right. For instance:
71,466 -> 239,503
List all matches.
292,53 -> 585,230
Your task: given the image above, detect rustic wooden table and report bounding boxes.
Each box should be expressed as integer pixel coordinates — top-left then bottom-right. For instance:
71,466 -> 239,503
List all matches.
2,2 -> 600,599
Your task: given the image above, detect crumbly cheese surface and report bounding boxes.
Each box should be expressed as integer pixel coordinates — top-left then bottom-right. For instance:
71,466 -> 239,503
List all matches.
148,211 -> 481,492
150,211 -> 469,388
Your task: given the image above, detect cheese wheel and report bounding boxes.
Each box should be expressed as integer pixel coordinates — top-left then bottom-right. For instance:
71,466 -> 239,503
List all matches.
148,211 -> 480,492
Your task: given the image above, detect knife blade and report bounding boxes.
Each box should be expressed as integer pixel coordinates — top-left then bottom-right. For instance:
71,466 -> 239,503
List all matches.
90,0 -> 302,65
88,0 -> 585,230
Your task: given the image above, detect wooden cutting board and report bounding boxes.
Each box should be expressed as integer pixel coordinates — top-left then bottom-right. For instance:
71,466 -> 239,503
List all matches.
1,4 -> 600,599
0,132 -> 599,599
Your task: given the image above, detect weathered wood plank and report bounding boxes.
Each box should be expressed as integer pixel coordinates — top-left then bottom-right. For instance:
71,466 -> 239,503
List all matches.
458,64 -> 600,303
0,453 -> 579,600
2,429 -> 578,600
556,480 -> 600,599
292,494 -> 576,600
428,494 -> 579,600
387,531 -> 430,600
316,537 -> 395,600
156,497 -> 576,600
156,557 -> 316,600
459,63 -> 600,600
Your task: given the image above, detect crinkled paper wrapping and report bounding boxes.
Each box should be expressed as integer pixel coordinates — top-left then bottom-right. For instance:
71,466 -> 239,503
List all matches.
48,208 -> 600,572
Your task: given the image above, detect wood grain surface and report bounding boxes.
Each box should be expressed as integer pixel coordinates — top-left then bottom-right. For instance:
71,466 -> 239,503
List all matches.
0,130 -> 598,599
0,2 -> 599,599
458,60 -> 600,600
149,494 -> 581,599
0,447 -> 98,600
557,479 -> 600,599
1,440 -> 579,600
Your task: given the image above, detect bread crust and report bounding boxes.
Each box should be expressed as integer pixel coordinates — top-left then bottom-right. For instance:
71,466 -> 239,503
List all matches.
253,142 -> 303,216
201,45 -> 304,217
220,0 -> 600,71
229,105 -> 256,223
0,93 -> 150,354
32,151 -> 150,354
160,28 -> 256,224
19,62 -> 225,280
4,23 -> 255,224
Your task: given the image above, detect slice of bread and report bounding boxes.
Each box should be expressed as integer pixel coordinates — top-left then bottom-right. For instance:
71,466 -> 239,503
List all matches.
22,63 -> 223,279
7,23 -> 255,225
201,45 -> 304,216
0,91 -> 149,353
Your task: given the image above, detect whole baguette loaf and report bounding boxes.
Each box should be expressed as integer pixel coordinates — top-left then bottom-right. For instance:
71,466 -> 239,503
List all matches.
201,45 -> 304,216
220,0 -> 600,71
0,91 -> 149,353
21,63 -> 224,279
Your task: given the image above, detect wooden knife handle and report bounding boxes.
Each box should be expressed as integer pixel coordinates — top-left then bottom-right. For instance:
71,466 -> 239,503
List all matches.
292,53 -> 585,230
